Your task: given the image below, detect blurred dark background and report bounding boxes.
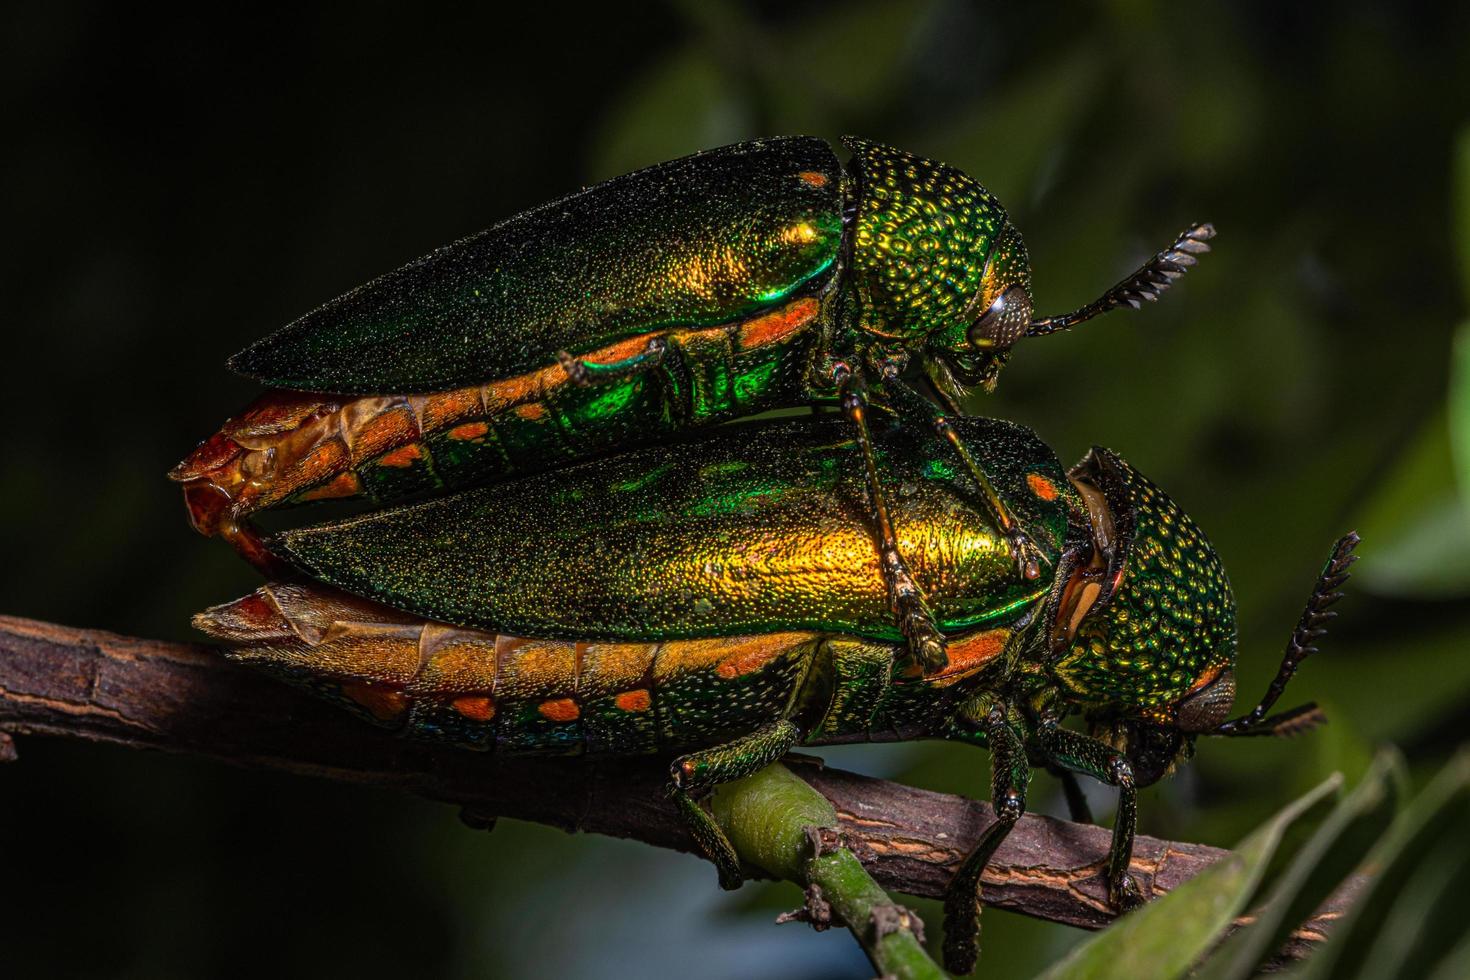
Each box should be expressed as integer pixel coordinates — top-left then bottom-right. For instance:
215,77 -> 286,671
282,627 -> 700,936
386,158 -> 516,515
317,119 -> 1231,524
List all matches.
4,2 -> 1469,977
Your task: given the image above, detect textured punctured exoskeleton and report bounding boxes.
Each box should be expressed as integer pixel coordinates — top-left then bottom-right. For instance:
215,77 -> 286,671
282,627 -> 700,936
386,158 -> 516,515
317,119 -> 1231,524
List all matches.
172,136 -> 1215,673
194,415 -> 1356,974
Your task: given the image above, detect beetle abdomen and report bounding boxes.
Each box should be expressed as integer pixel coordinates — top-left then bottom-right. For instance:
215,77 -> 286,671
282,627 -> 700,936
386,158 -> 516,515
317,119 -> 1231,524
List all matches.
229,137 -> 843,393
171,298 -> 823,537
196,582 -> 824,755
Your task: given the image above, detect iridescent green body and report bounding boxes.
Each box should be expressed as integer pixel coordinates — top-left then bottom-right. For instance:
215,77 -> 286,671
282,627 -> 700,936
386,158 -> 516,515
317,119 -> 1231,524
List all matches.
201,582 -> 1028,757
228,137 -> 1018,396
176,138 -> 1041,543
273,416 -> 1069,643
231,415 -> 1238,745
195,413 -> 1345,977
231,138 -> 850,393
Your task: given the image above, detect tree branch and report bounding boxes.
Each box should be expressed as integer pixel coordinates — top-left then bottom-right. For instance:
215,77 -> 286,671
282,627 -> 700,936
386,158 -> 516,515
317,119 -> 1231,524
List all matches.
0,614 -> 1352,959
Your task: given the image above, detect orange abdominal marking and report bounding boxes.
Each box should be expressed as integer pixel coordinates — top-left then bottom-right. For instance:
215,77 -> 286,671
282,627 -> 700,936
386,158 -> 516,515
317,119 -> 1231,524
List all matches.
798,171 -> 828,188
715,636 -> 787,679
420,387 -> 482,430
738,297 -> 820,350
908,629 -> 1011,681
449,421 -> 490,441
538,698 -> 580,722
1027,473 -> 1059,501
173,297 -> 821,539
614,689 -> 652,712
378,444 -> 423,468
451,695 -> 496,722
348,406 -> 418,464
340,682 -> 408,721
298,471 -> 361,502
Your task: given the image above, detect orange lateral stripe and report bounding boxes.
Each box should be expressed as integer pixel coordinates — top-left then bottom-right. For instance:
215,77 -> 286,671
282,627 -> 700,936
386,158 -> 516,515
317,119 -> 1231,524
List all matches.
908,628 -> 1011,681
297,471 -> 362,502
739,297 -> 820,351
715,636 -> 790,679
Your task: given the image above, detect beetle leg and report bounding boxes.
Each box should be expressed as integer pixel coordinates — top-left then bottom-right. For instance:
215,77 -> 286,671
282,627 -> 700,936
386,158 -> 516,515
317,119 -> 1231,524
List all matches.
1031,724 -> 1144,911
832,365 -> 948,674
942,702 -> 1031,975
557,336 -> 668,386
669,719 -> 802,890
884,372 -> 1049,582
1050,767 -> 1095,825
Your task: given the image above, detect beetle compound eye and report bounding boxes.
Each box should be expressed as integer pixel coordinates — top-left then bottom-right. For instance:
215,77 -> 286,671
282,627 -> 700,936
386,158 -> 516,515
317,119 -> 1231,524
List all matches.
1175,668 -> 1237,733
968,286 -> 1032,351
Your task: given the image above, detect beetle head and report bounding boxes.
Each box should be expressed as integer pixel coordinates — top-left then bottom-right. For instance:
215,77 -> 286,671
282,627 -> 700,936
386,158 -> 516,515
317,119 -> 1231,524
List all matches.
842,138 -> 1032,387
922,221 -> 1035,396
1048,447 -> 1239,784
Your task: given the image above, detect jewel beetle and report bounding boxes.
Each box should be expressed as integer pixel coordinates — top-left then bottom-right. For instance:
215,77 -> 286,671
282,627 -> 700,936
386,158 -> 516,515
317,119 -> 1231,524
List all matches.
194,412 -> 1357,974
173,135 -> 1215,675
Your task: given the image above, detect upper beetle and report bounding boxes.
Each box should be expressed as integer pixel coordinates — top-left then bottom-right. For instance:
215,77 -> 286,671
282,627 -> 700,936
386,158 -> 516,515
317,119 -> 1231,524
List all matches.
175,136 -> 1214,674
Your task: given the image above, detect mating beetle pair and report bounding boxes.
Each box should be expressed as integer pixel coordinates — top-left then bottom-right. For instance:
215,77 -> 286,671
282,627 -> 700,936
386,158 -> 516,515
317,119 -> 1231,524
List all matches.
175,137 -> 1341,973
172,135 -> 1213,673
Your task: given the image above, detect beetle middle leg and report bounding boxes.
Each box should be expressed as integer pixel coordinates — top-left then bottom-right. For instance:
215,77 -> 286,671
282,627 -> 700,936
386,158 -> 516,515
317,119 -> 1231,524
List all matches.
557,336 -> 669,386
1032,723 -> 1143,911
668,719 -> 802,890
884,369 -> 1049,582
1050,766 -> 1095,825
943,700 -> 1031,975
831,364 -> 949,675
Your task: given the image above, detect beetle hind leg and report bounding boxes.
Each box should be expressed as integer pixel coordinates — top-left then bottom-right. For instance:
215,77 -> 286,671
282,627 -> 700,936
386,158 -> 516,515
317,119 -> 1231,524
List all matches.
668,719 -> 802,890
943,702 -> 1031,975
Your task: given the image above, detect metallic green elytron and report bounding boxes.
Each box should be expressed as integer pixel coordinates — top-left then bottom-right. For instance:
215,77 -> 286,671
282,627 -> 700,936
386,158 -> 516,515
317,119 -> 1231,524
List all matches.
173,136 -> 1214,672
195,414 -> 1354,973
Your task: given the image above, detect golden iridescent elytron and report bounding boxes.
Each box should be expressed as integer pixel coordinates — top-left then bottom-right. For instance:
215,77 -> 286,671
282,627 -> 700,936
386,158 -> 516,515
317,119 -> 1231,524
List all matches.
173,136 -> 1215,673
195,416 -> 1356,973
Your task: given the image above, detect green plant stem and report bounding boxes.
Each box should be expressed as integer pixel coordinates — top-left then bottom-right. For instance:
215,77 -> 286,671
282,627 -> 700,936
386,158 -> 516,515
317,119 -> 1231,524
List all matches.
712,762 -> 947,980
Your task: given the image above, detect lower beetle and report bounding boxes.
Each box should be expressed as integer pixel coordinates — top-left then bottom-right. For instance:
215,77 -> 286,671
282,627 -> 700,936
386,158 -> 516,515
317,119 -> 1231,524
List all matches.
193,415 -> 1355,973
173,135 -> 1215,674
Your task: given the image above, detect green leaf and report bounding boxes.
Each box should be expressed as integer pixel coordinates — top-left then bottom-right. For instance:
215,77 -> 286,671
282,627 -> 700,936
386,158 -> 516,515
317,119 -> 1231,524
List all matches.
1451,321 -> 1470,515
1292,751 -> 1470,980
1187,749 -> 1403,980
1033,773 -> 1342,980
1353,409 -> 1470,599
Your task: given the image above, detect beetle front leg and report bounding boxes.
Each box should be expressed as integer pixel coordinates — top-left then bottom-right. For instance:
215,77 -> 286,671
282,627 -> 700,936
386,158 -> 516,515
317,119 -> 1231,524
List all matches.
668,719 -> 802,890
832,364 -> 948,674
1031,724 -> 1143,910
883,371 -> 1048,582
943,701 -> 1031,975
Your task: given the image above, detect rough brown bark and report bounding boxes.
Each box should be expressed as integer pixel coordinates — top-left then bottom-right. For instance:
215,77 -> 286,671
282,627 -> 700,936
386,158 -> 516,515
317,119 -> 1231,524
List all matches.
0,613 -> 1352,958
